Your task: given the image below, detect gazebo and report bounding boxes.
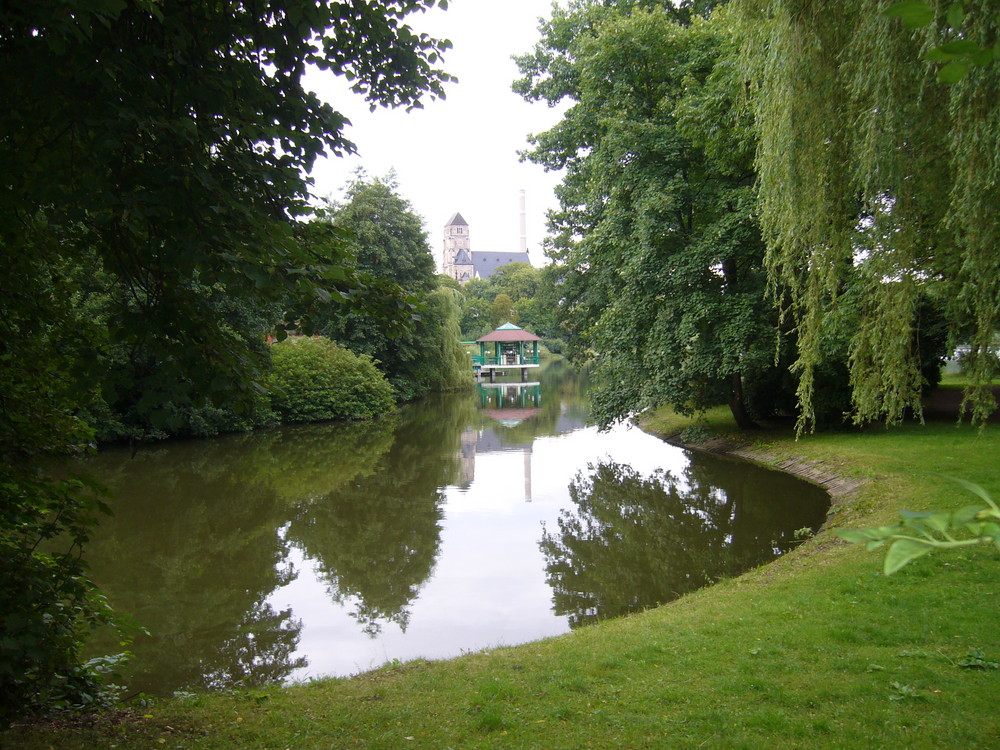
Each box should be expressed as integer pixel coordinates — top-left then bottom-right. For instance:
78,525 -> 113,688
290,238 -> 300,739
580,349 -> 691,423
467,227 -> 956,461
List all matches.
473,322 -> 541,381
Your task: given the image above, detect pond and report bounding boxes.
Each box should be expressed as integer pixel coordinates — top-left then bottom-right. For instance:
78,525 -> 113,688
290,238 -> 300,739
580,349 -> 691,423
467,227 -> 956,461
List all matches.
78,360 -> 829,696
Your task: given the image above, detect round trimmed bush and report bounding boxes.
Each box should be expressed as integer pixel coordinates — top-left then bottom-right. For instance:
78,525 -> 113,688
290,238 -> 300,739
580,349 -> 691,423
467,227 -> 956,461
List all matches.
269,337 -> 395,423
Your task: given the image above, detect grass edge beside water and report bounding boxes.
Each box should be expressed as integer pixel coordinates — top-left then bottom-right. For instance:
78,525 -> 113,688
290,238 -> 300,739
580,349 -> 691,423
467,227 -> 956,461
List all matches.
4,407 -> 999,749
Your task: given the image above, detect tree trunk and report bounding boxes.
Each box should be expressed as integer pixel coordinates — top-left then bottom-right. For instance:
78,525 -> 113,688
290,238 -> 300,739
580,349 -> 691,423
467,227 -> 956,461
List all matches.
728,371 -> 760,430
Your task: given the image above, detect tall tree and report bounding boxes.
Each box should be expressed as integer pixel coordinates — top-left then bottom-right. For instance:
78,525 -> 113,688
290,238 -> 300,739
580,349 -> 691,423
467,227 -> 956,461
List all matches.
0,0 -> 452,717
733,0 -> 999,429
516,2 -> 784,429
314,172 -> 471,399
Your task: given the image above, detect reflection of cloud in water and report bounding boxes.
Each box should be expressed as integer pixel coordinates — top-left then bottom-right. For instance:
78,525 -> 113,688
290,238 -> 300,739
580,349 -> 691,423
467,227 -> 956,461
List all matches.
81,362 -> 828,694
272,420 -> 692,680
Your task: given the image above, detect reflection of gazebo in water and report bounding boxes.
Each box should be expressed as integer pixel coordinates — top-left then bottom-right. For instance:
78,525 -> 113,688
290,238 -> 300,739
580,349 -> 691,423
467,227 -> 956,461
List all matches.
479,382 -> 542,426
458,381 -> 543,501
473,322 -> 541,382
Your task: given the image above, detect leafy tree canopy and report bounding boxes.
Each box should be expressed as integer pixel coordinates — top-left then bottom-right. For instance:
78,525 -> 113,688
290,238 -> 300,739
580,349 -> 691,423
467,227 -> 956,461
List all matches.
1,0 -> 453,413
516,2 -> 791,429
0,0 -> 454,717
322,170 -> 438,292
309,172 -> 471,399
733,0 -> 999,429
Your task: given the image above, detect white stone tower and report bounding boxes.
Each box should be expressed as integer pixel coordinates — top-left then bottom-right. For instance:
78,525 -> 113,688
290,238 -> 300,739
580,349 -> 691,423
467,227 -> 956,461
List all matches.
442,211 -> 475,283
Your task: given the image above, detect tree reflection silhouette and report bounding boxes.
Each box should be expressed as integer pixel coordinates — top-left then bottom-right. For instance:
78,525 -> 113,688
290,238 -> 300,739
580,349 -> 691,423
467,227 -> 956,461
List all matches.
202,601 -> 306,690
83,443 -> 303,695
81,419 -> 402,694
287,394 -> 475,635
541,458 -> 827,628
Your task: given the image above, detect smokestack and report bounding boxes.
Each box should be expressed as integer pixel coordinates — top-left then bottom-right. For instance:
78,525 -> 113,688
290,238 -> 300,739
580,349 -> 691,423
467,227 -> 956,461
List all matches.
518,189 -> 527,255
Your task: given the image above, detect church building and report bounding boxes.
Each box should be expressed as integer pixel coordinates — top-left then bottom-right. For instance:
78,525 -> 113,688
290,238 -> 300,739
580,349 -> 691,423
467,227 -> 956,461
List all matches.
441,191 -> 532,283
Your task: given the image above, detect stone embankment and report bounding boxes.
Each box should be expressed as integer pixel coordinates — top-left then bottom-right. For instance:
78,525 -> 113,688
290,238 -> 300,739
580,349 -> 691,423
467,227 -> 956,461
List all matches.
653,432 -> 866,524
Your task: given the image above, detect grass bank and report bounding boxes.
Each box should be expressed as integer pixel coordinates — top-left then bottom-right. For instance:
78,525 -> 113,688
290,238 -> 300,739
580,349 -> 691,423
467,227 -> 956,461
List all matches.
5,411 -> 999,749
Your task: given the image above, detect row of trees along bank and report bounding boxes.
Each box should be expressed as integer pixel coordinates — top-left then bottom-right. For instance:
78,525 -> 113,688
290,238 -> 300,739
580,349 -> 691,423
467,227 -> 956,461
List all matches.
80,172 -> 473,443
514,0 -> 995,433
0,0 -> 461,720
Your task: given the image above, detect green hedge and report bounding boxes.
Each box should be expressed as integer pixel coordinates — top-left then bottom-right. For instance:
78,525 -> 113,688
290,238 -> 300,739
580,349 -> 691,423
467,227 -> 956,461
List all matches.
269,337 -> 395,423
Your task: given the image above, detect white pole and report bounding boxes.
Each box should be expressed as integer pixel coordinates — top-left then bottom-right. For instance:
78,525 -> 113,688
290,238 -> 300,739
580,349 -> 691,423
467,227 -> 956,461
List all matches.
518,189 -> 527,255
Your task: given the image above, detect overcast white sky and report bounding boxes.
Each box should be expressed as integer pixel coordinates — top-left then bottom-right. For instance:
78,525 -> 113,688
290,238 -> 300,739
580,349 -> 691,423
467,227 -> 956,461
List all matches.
304,0 -> 566,271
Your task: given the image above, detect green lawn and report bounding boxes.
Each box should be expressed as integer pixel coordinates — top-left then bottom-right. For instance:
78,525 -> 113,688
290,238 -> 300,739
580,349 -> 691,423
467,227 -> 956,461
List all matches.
5,412 -> 999,749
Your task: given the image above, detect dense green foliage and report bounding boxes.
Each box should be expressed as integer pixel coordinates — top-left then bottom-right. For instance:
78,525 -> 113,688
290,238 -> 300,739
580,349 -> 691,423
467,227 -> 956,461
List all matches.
0,0 -> 452,718
733,0 -> 1000,429
80,287 -> 282,442
455,264 -> 562,346
425,288 -> 479,390
269,338 -> 396,423
516,2 -> 794,429
516,0 -> 963,430
312,174 -> 473,399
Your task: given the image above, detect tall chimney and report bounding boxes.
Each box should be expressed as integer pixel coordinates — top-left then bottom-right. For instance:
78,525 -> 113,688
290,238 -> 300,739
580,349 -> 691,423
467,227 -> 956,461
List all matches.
518,189 -> 527,255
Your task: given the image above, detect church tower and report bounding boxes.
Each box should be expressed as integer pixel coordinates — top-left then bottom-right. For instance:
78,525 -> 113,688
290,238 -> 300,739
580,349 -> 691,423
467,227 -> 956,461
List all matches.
443,212 -> 475,284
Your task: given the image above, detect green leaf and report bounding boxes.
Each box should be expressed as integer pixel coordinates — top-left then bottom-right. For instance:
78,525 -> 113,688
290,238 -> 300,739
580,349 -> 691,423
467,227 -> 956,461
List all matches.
884,1 -> 935,28
924,47 -> 958,62
923,512 -> 951,533
946,2 -> 965,29
980,521 -> 1000,537
938,40 -> 980,55
953,504 -> 985,525
938,59 -> 971,82
971,47 -> 995,66
884,538 -> 935,575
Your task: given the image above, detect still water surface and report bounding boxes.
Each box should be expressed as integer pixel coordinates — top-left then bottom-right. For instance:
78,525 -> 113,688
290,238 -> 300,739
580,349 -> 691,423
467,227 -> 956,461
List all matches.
80,361 -> 828,695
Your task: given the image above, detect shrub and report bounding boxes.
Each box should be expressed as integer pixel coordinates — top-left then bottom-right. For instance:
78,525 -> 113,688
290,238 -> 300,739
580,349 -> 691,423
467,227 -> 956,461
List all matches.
269,337 -> 395,423
82,392 -> 278,444
542,337 -> 566,355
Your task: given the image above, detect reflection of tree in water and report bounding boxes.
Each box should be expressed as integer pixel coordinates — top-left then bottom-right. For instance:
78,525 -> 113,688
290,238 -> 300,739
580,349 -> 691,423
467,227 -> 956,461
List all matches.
242,418 -> 396,504
541,458 -> 827,628
203,601 -> 306,690
287,395 -> 473,635
82,443 -> 303,695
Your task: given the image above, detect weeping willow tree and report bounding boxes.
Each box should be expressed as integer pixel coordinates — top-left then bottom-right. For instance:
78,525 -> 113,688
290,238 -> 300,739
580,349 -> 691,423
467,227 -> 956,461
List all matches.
734,0 -> 999,430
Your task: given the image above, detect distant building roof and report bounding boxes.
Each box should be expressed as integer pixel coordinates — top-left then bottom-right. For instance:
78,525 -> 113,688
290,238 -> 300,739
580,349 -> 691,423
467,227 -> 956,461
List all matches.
477,323 -> 542,343
471,251 -> 530,280
454,249 -> 472,265
446,212 -> 468,226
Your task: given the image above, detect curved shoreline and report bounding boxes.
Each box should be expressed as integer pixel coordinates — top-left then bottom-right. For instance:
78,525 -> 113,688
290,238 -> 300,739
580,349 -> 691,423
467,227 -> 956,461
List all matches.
5,415 -> 997,748
639,425 -> 867,521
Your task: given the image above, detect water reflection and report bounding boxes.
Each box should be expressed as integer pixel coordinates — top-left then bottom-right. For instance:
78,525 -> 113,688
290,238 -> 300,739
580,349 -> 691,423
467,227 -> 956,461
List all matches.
83,439 -> 303,691
286,403 -> 464,636
540,458 -> 828,628
77,362 -> 827,696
